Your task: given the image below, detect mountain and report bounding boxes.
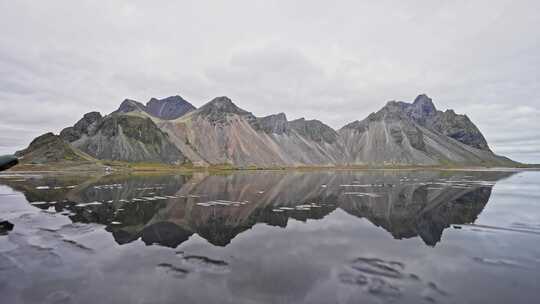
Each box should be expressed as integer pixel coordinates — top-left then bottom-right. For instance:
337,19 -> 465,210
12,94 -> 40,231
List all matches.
114,95 -> 195,120
158,96 -> 285,166
146,95 -> 196,119
18,93 -> 517,167
16,132 -> 94,164
59,112 -> 185,164
115,99 -> 147,115
401,94 -> 490,151
156,95 -> 512,167
339,96 -> 514,166
156,96 -> 347,167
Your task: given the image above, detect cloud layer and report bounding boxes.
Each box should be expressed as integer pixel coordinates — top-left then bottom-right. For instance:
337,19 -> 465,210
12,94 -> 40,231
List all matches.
1,0 -> 539,162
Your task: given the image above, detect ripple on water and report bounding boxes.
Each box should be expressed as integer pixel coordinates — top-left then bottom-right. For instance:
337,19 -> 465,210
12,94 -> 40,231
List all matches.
350,258 -> 404,278
177,252 -> 231,274
472,257 -> 525,269
157,263 -> 190,278
157,253 -> 231,279
339,257 -> 450,303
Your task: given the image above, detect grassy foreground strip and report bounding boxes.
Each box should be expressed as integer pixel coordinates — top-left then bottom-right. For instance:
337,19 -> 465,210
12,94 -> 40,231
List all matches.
6,159 -> 539,174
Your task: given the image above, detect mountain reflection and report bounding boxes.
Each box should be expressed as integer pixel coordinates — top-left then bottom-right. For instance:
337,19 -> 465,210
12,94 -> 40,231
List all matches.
1,170 -> 513,247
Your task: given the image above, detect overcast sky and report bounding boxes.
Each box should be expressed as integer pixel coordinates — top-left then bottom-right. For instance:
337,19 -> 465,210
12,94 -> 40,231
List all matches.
1,0 -> 539,163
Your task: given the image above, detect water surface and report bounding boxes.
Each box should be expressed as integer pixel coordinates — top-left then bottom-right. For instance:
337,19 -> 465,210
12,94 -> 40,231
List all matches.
1,170 -> 539,303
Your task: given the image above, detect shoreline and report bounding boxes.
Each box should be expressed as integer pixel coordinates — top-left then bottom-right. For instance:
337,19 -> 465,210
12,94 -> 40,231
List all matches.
3,162 -> 539,176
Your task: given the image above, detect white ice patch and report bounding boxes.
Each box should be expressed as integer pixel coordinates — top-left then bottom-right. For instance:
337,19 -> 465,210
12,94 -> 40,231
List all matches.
196,200 -> 247,207
343,192 -> 381,198
94,184 -> 123,190
75,201 -> 103,207
279,207 -> 294,210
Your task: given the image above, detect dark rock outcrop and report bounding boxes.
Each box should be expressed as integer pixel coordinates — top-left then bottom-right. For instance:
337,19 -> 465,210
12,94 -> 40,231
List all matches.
146,95 -> 195,120
258,113 -> 289,135
401,94 -> 491,151
406,94 -> 438,125
113,96 -> 195,120
0,220 -> 14,235
60,111 -> 103,142
428,110 -> 490,151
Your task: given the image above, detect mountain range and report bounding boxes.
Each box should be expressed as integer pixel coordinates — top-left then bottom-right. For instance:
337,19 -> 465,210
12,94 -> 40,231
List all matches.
16,94 -> 516,167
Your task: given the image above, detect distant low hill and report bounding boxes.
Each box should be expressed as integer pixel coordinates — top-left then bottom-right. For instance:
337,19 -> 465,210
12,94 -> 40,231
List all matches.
15,132 -> 96,165
16,94 -> 518,168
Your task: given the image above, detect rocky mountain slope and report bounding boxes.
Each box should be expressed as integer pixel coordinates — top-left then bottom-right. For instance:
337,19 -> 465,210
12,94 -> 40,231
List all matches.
17,93 -> 517,167
59,112 -> 185,164
400,94 -> 490,151
156,95 -> 513,167
157,96 -> 347,167
339,98 -> 513,166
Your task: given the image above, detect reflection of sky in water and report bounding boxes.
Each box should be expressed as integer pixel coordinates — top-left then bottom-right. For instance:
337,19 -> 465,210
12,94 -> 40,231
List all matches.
0,170 -> 539,304
476,171 -> 540,230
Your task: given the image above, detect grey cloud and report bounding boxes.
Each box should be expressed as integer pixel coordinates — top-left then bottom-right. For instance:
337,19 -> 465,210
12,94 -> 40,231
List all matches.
491,135 -> 540,145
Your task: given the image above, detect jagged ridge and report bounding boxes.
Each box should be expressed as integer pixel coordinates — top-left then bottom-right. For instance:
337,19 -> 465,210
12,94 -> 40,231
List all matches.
19,93 -> 517,167
114,95 -> 195,120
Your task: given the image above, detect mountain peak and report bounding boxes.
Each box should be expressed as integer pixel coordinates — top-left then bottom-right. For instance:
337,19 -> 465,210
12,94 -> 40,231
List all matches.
147,95 -> 188,105
199,96 -> 250,115
289,118 -> 338,143
412,94 -> 436,113
195,96 -> 256,126
445,109 -> 456,115
116,99 -> 146,114
146,95 -> 195,120
114,95 -> 195,120
258,113 -> 288,134
413,93 -> 432,103
402,94 -> 437,125
205,96 -> 236,108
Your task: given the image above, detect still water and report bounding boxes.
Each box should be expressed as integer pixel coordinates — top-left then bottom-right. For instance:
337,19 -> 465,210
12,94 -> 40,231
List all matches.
0,170 -> 539,304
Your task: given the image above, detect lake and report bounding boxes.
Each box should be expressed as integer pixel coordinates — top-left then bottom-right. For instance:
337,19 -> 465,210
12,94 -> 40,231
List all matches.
0,169 -> 539,304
